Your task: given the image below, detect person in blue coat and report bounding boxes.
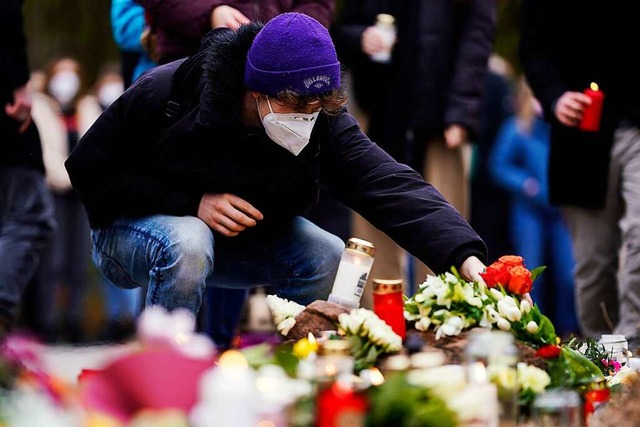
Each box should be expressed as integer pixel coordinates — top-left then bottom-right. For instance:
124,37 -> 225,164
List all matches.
65,14 -> 488,348
489,78 -> 578,337
111,0 -> 157,88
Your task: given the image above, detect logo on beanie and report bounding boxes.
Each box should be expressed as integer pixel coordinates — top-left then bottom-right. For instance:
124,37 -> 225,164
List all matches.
303,75 -> 332,90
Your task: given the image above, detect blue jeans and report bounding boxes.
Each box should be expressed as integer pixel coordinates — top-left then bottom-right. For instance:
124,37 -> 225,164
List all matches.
0,167 -> 55,322
91,215 -> 344,342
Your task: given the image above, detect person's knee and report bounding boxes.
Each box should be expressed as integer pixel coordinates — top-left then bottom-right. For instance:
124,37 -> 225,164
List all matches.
304,228 -> 343,275
165,217 -> 214,278
149,218 -> 214,312
297,230 -> 343,301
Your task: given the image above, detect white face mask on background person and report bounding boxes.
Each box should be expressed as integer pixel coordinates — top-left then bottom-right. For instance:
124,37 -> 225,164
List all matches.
48,70 -> 80,107
257,97 -> 319,156
98,81 -> 124,109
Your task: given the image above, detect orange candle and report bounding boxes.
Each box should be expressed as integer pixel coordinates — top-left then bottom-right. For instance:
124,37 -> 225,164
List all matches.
580,82 -> 605,132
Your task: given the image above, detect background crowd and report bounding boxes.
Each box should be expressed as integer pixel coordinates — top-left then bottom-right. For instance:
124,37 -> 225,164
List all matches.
3,0 -> 636,350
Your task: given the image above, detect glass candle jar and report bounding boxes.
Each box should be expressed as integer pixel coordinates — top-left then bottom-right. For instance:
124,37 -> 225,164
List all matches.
583,377 -> 610,424
316,374 -> 367,427
465,329 -> 519,426
532,389 -> 582,427
316,339 -> 355,382
372,278 -> 406,339
328,238 -> 375,308
370,13 -> 396,63
598,334 -> 630,366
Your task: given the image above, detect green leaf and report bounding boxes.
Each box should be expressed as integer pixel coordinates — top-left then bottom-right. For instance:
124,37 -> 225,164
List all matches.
273,344 -> 300,378
535,313 -> 557,345
240,343 -> 276,368
543,339 -> 606,390
366,374 -> 458,427
530,266 -> 546,282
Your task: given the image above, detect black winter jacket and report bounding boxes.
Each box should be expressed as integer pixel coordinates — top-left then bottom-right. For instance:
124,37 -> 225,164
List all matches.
519,0 -> 640,209
332,0 -> 496,171
65,25 -> 487,274
0,0 -> 44,172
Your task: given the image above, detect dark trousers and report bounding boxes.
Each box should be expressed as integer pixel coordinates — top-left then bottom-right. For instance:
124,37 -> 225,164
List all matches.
0,166 -> 55,323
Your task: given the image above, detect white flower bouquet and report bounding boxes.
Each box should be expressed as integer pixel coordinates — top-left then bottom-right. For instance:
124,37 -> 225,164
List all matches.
337,308 -> 403,372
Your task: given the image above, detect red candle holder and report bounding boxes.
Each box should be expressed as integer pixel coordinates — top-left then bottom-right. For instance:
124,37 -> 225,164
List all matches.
579,82 -> 605,132
373,279 -> 406,340
583,377 -> 610,425
316,380 -> 368,427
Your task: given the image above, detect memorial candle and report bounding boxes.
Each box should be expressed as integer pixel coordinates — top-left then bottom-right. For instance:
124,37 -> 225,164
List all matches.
579,82 -> 604,132
328,238 -> 375,308
372,279 -> 406,340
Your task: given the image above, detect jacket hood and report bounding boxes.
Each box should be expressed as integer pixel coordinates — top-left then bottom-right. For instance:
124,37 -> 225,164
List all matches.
202,22 -> 264,107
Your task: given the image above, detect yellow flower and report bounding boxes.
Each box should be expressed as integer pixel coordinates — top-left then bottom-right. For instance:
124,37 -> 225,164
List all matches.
293,337 -> 318,359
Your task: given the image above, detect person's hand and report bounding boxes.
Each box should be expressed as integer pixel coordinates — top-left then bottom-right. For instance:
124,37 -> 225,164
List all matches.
444,124 -> 468,149
197,193 -> 263,237
361,26 -> 390,56
5,84 -> 32,133
554,91 -> 591,127
459,256 -> 486,284
523,177 -> 540,198
210,5 -> 250,30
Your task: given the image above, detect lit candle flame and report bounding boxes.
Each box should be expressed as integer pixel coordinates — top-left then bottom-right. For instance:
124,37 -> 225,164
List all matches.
218,349 -> 249,370
324,363 -> 337,377
590,82 -> 599,91
308,332 -> 316,345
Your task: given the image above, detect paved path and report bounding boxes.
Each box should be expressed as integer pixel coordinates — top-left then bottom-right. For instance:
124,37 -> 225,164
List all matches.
39,343 -> 135,384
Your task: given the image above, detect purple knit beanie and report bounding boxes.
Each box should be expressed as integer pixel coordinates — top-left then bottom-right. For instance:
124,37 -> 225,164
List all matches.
245,12 -> 340,96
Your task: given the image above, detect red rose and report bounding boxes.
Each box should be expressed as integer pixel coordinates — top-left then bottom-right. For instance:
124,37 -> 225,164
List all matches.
507,265 -> 533,294
480,261 -> 511,288
498,255 -> 525,268
535,345 -> 561,359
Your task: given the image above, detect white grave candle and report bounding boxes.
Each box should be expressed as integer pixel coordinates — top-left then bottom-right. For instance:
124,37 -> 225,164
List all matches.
328,237 -> 375,308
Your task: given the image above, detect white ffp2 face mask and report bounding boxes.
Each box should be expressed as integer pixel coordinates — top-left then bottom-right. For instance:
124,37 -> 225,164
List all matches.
98,81 -> 124,109
48,70 -> 80,107
258,97 -> 319,156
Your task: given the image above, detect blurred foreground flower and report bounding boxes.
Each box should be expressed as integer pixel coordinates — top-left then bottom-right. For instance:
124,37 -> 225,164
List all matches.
137,306 -> 215,359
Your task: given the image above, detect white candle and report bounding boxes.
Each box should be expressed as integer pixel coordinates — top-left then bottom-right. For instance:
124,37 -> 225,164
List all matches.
328,238 -> 375,308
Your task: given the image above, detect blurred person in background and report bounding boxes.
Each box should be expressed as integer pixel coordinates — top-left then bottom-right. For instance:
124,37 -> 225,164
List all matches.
28,57 -> 100,342
135,0 -> 335,65
0,0 -> 55,338
332,0 -> 497,305
111,0 -> 157,89
469,54 -> 515,262
330,1 -> 397,307
519,1 -> 640,348
134,0 -> 336,349
489,77 -> 578,337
